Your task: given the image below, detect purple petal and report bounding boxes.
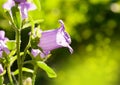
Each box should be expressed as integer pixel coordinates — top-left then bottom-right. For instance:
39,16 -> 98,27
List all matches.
56,24 -> 73,53
0,40 -> 7,49
31,49 -> 48,58
19,2 -> 36,11
31,49 -> 40,57
0,39 -> 10,57
3,47 -> 10,55
3,0 -> 15,10
0,64 -> 3,74
38,29 -> 61,51
38,20 -> 73,54
26,2 -> 36,11
19,2 -> 36,19
0,31 -> 5,40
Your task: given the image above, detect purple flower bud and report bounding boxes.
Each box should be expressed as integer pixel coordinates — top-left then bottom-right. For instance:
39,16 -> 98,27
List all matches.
31,49 -> 46,58
0,30 -> 10,58
3,0 -> 36,19
38,20 -> 73,56
0,64 -> 3,74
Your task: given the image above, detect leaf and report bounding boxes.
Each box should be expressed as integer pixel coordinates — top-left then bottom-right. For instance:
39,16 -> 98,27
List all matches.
4,11 -> 14,25
11,5 -> 22,29
6,40 -> 16,50
9,50 -> 16,57
36,61 -> 57,78
13,67 -> 34,75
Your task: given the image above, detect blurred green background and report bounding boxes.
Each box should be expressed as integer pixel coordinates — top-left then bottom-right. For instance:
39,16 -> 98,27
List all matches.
1,0 -> 120,85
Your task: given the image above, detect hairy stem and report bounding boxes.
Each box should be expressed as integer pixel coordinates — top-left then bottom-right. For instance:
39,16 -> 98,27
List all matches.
16,30 -> 22,85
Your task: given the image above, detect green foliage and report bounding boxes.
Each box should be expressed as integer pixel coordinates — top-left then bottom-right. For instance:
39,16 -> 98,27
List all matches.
36,61 -> 57,78
13,67 -> 34,75
6,40 -> 16,50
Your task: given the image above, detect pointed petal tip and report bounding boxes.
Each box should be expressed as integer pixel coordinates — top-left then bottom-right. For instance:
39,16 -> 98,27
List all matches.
70,48 -> 73,54
59,20 -> 64,25
68,45 -> 73,54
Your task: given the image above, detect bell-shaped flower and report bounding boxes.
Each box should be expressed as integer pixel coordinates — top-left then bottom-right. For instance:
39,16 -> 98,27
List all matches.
3,0 -> 36,19
0,64 -> 3,74
0,30 -> 10,58
38,20 -> 73,56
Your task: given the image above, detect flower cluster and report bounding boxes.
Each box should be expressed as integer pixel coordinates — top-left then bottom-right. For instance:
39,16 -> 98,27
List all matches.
3,0 -> 36,19
0,31 -> 9,58
1,0 -> 73,85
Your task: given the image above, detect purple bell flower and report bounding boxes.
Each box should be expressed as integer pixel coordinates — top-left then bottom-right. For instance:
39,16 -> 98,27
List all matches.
38,20 -> 73,56
3,0 -> 36,20
0,30 -> 10,58
0,64 -> 3,74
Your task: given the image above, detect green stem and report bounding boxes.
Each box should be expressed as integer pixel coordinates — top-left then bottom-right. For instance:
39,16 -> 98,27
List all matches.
32,65 -> 38,85
7,65 -> 14,85
0,76 -> 3,85
16,30 -> 22,85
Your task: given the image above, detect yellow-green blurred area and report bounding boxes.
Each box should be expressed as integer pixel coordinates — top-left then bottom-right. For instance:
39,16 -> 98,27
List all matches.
1,0 -> 120,85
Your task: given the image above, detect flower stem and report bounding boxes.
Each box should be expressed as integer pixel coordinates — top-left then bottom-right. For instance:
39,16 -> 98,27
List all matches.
32,65 -> 38,85
7,65 -> 14,85
16,30 -> 22,85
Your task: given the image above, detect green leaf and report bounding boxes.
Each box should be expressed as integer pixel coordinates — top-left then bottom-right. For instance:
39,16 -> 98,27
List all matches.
13,67 -> 34,75
36,61 -> 57,78
4,11 -> 14,25
6,40 -> 16,50
9,50 -> 16,57
11,5 -> 22,29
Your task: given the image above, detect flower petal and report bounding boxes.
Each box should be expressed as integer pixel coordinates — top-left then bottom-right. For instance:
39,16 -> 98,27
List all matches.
0,31 -> 5,40
31,49 -> 48,58
31,49 -> 40,57
3,0 -> 15,10
38,29 -> 60,51
19,2 -> 36,19
56,20 -> 73,53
